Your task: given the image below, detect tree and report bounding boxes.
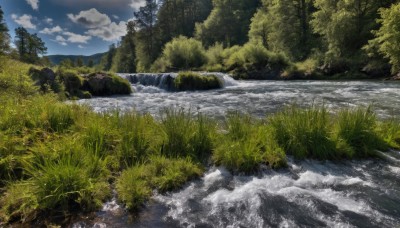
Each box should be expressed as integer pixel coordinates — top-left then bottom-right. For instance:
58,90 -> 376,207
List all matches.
134,0 -> 160,71
87,59 -> 94,68
60,58 -> 74,68
103,44 -> 117,71
195,0 -> 261,47
111,21 -> 137,73
366,3 -> 400,73
249,0 -> 316,61
156,0 -> 212,45
76,57 -> 84,67
311,0 -> 391,62
0,6 -> 10,55
15,27 -> 47,63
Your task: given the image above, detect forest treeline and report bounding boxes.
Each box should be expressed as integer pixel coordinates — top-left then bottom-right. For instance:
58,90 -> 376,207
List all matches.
99,0 -> 400,79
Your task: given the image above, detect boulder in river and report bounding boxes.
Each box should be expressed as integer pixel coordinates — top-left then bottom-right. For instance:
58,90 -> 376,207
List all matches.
83,72 -> 132,96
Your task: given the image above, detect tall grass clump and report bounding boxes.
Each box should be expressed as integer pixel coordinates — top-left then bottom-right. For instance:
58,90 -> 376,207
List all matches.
378,119 -> 400,149
116,112 -> 160,167
213,113 -> 286,173
333,107 -> 387,157
116,156 -> 202,210
160,109 -> 216,162
269,105 -> 337,159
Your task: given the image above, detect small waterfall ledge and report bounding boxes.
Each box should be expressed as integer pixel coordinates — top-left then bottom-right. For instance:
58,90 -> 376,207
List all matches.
118,72 -> 237,91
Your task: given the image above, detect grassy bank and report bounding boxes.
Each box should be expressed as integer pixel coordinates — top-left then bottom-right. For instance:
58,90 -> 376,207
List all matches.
0,59 -> 399,226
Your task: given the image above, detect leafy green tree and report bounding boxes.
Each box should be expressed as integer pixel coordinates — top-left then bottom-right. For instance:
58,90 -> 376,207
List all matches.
157,0 -> 212,45
311,0 -> 390,62
112,21 -> 137,73
366,3 -> 400,73
0,6 -> 10,55
15,27 -> 47,63
249,0 -> 316,61
195,0 -> 261,47
103,44 -> 117,71
134,0 -> 160,71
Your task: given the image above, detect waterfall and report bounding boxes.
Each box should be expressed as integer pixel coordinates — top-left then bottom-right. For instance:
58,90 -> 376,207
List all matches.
119,72 -> 237,91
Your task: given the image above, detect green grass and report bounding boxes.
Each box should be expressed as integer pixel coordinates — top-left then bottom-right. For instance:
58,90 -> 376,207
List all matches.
269,105 -> 337,159
0,58 -> 399,225
333,107 -> 388,158
116,156 -> 202,210
213,113 -> 286,173
174,72 -> 222,91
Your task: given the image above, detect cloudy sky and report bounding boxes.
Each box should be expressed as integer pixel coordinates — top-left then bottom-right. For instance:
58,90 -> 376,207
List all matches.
1,0 -> 146,55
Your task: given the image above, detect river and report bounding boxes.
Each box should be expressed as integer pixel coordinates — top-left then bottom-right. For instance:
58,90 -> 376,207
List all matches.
74,74 -> 400,228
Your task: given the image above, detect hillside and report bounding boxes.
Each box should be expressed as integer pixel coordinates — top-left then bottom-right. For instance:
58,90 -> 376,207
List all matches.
46,52 -> 105,65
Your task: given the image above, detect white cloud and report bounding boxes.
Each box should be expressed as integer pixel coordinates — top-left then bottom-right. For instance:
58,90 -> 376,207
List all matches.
63,31 -> 92,44
40,26 -> 63,35
78,45 -> 85,49
44,17 -> 53,25
11,14 -> 36,29
130,0 -> 146,11
26,0 -> 39,10
112,15 -> 120,20
54,35 -> 68,46
68,8 -> 111,28
87,21 -> 126,41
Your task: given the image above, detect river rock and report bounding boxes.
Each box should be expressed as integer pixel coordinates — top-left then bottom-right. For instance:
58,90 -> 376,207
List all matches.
29,67 -> 61,92
83,72 -> 132,96
360,64 -> 391,78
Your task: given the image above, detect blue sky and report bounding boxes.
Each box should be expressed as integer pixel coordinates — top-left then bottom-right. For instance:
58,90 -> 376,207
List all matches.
1,0 -> 146,55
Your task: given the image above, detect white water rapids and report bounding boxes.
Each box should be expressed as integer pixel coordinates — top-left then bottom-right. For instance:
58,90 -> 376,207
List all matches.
73,74 -> 400,227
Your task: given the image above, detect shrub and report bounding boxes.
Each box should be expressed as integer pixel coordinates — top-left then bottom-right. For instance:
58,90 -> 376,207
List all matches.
269,105 -> 337,159
378,119 -> 400,149
174,72 -> 222,91
156,36 -> 207,71
225,43 -> 290,72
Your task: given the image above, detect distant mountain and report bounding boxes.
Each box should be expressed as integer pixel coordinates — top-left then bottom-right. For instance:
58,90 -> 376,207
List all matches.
46,53 -> 106,65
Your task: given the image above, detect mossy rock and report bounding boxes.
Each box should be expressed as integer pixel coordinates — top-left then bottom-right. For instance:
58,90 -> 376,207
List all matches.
59,69 -> 84,96
174,72 -> 222,91
83,72 -> 132,96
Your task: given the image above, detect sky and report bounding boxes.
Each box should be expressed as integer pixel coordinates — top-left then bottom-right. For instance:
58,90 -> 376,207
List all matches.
1,0 -> 146,55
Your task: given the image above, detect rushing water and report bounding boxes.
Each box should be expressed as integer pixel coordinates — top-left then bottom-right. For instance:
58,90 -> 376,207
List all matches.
73,74 -> 400,228
78,73 -> 400,119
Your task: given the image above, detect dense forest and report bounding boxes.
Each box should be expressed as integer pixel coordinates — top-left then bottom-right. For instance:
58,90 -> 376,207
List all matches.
94,0 -> 400,79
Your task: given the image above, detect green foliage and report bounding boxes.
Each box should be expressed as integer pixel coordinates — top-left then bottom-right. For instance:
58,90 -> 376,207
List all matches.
213,113 -> 287,173
225,43 -> 290,78
58,69 -> 84,97
195,0 -> 260,47
270,105 -> 337,159
160,109 -> 216,161
14,27 -> 47,64
0,6 -> 10,55
116,112 -> 159,167
155,36 -> 207,71
174,72 -> 222,91
311,0 -> 382,62
116,156 -> 202,210
333,107 -> 387,157
249,0 -> 315,61
366,3 -> 400,73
